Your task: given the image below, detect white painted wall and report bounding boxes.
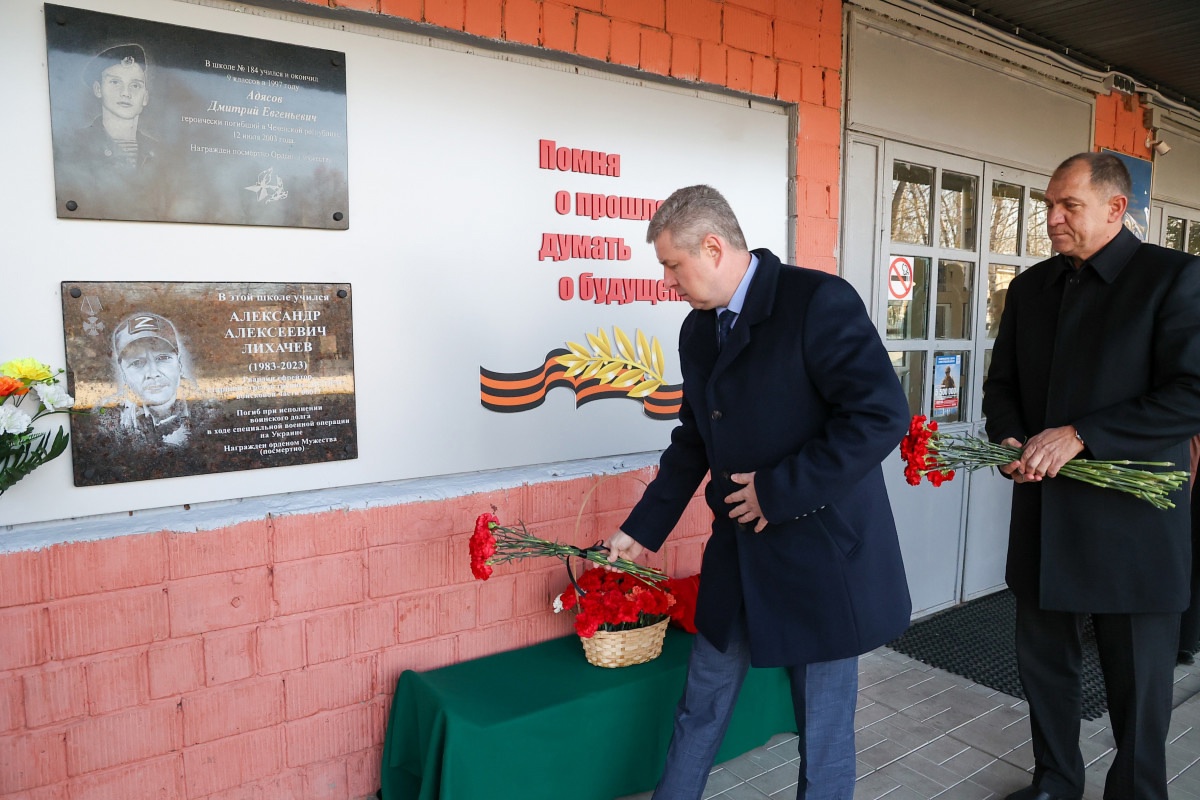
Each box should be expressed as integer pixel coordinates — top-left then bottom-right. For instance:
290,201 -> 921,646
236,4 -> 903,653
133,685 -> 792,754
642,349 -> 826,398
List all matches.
2,0 -> 789,527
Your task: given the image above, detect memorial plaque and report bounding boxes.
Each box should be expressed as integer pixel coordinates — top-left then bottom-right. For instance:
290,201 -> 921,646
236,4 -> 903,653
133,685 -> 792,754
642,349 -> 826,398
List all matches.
61,282 -> 357,486
45,4 -> 349,228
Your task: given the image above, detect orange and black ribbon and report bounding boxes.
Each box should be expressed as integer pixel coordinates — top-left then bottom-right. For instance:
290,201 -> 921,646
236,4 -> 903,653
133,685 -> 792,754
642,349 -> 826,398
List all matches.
480,348 -> 682,420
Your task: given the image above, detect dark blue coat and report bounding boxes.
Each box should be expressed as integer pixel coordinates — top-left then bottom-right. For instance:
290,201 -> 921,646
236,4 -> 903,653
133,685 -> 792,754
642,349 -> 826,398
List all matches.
622,249 -> 912,667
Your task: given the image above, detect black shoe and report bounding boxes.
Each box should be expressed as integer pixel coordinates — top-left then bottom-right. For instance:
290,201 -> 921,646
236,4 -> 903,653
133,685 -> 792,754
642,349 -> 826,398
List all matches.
1004,787 -> 1076,800
1179,650 -> 1196,665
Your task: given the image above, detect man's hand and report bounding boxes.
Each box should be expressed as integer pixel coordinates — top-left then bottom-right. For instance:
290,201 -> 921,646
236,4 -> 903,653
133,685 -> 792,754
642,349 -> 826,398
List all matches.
1019,426 -> 1084,479
605,530 -> 645,564
726,472 -> 768,532
998,428 -> 1084,482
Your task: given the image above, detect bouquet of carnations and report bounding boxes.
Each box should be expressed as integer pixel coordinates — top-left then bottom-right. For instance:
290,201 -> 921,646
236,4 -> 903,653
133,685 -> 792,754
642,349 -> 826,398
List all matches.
553,567 -> 675,638
901,415 -> 1189,509
0,358 -> 75,496
469,512 -> 666,583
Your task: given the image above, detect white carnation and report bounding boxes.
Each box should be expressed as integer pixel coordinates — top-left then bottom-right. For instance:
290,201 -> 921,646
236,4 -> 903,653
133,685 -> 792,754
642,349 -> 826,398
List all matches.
34,382 -> 74,412
552,593 -> 565,614
0,405 -> 32,436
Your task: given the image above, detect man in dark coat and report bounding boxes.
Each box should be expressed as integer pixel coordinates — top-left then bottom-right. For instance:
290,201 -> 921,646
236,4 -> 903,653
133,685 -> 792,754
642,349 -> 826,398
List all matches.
983,151 -> 1200,800
606,185 -> 911,799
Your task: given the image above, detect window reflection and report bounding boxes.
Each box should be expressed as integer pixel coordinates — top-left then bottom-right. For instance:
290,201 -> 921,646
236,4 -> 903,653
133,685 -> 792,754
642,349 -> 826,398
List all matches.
890,351 -> 926,417
1189,222 -> 1200,256
990,181 -> 1021,255
986,264 -> 1017,338
1167,217 -> 1185,251
1026,189 -> 1052,257
935,260 -> 973,339
892,162 -> 933,245
941,171 -> 977,250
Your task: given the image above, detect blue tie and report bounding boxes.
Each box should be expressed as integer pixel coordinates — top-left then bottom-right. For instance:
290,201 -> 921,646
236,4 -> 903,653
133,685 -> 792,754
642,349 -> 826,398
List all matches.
717,309 -> 737,350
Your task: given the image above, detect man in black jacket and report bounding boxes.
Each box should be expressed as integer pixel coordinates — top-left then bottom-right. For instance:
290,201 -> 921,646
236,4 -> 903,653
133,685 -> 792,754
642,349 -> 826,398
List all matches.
983,151 -> 1200,800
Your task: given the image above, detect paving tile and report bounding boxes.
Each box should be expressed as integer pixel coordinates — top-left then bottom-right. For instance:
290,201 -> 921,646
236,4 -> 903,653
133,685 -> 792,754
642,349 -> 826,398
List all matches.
703,766 -> 743,797
929,779 -> 998,799
712,782 -> 772,799
856,699 -> 901,729
874,760 -> 956,795
937,747 -> 1005,780
722,746 -> 787,781
897,747 -> 982,788
958,756 -> 1035,794
898,685 -> 1007,734
745,761 -> 797,796
946,705 -> 1031,758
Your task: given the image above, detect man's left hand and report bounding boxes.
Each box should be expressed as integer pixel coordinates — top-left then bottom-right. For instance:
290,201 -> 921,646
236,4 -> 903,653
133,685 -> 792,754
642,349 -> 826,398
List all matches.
726,472 -> 768,532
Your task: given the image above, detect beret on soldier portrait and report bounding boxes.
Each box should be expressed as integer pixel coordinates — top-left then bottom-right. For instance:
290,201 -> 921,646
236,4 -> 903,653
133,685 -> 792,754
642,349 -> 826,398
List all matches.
83,43 -> 148,87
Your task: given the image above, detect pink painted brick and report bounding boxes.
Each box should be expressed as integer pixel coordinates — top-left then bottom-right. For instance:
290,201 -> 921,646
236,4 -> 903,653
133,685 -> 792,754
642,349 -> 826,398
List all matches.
441,488 -> 526,534
23,662 -> 87,728
353,601 -> 396,653
346,746 -> 381,799
47,534 -> 165,599
284,656 -> 373,720
520,609 -> 576,644
272,510 -> 364,563
436,584 -> 477,635
305,608 -> 356,666
302,757 -> 348,800
514,564 -> 563,616
181,676 -> 283,745
65,701 -> 182,774
0,549 -> 44,607
477,575 -> 515,626
167,521 -> 269,579
148,638 -> 205,699
67,754 -> 184,800
284,704 -> 374,767
85,650 -> 148,715
395,591 -> 439,644
181,727 -> 282,797
522,477 -> 593,525
367,542 -> 447,598
377,638 -> 456,688
0,605 -> 48,671
360,501 -> 446,548
49,587 -> 168,659
1,784 -> 68,800
203,627 -> 257,686
0,729 -> 68,793
668,540 -> 705,579
457,624 -> 531,662
0,671 -> 24,732
191,769 -> 304,800
256,618 -> 306,675
274,553 -> 363,615
168,567 -> 272,637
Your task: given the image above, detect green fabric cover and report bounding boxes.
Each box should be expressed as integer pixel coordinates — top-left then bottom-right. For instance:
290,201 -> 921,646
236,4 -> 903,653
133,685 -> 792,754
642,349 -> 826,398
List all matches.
381,629 -> 797,799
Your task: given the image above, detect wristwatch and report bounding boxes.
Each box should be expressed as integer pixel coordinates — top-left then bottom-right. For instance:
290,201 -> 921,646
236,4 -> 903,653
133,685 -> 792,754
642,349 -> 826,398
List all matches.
1073,427 -> 1085,447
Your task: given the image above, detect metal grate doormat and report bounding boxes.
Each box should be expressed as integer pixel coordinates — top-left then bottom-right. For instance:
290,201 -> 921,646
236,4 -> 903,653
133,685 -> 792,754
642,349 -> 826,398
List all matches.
887,589 -> 1108,720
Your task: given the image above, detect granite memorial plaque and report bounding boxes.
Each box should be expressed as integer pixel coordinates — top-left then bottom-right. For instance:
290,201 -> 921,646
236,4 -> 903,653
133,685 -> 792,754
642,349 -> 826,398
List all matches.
61,281 -> 357,486
45,4 -> 349,228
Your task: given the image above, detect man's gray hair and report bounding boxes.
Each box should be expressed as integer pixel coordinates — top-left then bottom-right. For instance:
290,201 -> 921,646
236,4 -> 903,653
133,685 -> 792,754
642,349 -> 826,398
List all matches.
646,185 -> 748,253
1056,152 -> 1133,200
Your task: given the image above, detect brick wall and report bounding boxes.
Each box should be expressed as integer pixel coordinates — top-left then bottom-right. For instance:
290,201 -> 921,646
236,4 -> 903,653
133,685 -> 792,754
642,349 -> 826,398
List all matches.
0,1 -> 844,797
1095,91 -> 1154,159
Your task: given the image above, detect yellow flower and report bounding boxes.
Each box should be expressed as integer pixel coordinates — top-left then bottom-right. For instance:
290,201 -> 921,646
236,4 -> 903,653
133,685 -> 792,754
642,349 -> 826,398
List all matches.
0,358 -> 53,383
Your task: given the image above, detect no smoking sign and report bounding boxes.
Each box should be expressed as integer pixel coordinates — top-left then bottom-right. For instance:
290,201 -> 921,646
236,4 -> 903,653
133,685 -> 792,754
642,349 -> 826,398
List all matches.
889,257 -> 914,300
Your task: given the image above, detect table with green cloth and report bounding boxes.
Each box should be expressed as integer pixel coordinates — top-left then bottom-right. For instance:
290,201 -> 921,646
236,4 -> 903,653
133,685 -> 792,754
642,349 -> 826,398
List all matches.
381,628 -> 797,800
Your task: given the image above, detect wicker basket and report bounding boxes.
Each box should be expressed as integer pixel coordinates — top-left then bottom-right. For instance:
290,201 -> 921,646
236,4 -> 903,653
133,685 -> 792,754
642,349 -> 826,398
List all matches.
580,617 -> 669,668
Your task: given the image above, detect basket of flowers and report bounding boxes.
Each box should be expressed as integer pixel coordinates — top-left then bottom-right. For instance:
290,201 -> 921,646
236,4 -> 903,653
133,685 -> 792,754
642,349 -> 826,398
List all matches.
554,567 -> 675,668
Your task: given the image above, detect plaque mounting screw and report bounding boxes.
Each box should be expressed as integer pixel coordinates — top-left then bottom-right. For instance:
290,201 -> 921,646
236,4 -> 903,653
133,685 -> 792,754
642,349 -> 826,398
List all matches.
66,201 -> 78,211
70,287 -> 81,298
333,212 -> 344,222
